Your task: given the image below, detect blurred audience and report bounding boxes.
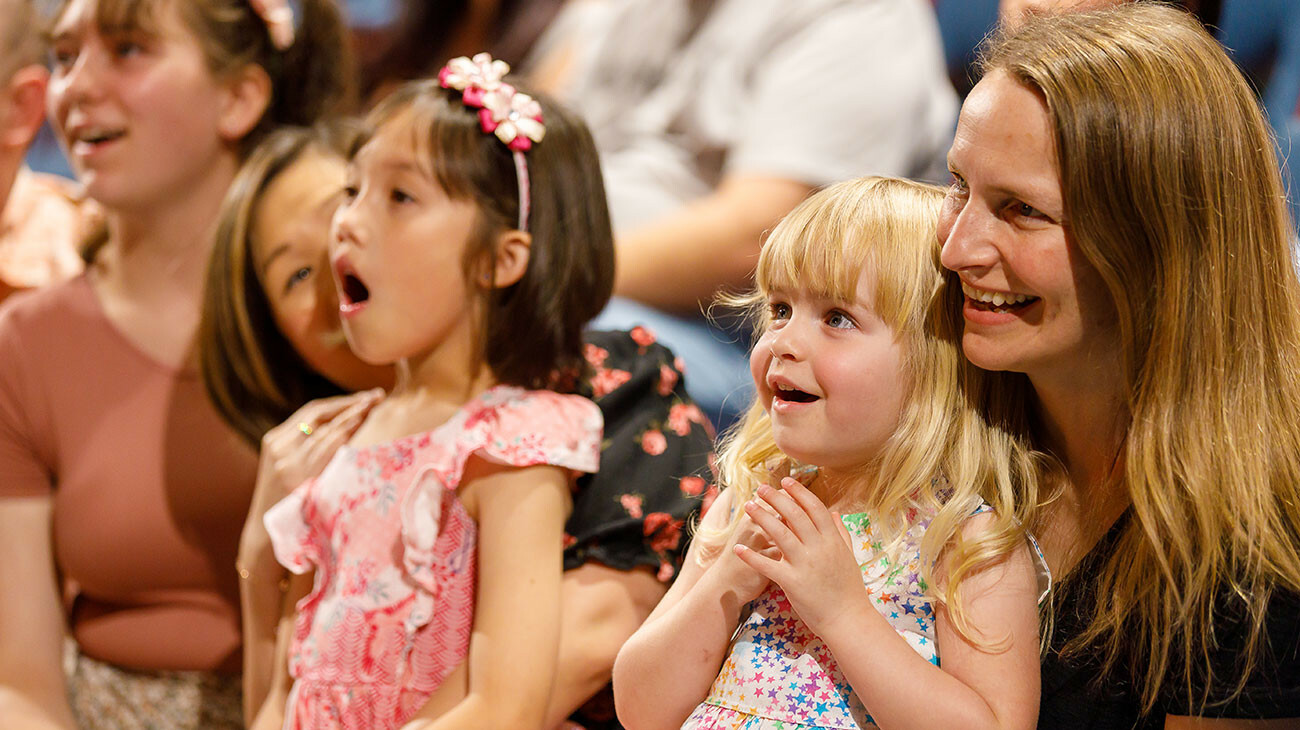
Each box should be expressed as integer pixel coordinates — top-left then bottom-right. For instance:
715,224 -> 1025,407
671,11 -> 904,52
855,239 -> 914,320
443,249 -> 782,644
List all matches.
0,0 -> 84,302
571,0 -> 958,428
347,0 -> 570,105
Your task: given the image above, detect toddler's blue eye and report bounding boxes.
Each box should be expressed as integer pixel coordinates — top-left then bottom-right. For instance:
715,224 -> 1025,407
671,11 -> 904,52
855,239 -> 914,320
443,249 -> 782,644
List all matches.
769,302 -> 791,320
827,310 -> 854,329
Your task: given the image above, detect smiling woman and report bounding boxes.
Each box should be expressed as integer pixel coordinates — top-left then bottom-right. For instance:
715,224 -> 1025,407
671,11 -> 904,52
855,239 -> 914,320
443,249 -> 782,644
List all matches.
940,4 -> 1300,727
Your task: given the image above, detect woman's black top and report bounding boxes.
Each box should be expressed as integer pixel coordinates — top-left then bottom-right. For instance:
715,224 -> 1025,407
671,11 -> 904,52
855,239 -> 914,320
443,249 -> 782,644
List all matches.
1040,513 -> 1300,729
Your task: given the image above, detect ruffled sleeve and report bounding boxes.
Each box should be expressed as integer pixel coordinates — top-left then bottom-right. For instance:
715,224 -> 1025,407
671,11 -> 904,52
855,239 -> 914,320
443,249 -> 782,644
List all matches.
465,389 -> 603,475
396,387 -> 603,588
263,478 -> 319,575
395,387 -> 603,634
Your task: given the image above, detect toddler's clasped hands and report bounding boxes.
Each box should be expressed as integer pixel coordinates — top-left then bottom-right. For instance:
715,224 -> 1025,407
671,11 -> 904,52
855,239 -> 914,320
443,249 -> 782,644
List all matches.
735,478 -> 872,637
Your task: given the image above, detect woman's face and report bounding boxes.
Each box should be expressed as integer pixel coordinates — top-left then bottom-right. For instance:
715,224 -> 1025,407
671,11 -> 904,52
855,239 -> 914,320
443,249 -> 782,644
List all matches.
251,150 -> 394,392
938,70 -> 1119,387
47,0 -> 239,209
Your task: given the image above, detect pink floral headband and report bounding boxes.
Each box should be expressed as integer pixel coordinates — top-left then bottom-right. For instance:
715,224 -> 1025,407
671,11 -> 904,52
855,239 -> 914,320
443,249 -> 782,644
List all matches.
248,0 -> 296,50
438,53 -> 546,231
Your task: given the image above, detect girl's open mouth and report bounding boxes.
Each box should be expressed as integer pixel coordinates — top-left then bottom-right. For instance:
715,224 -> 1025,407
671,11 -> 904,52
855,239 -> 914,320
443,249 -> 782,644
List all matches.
774,384 -> 819,404
341,272 -> 370,306
334,257 -> 371,316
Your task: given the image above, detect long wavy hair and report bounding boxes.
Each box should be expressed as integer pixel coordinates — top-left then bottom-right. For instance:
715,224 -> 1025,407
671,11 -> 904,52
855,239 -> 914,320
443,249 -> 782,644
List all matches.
709,176 -> 1043,644
979,3 -> 1300,711
199,124 -> 359,446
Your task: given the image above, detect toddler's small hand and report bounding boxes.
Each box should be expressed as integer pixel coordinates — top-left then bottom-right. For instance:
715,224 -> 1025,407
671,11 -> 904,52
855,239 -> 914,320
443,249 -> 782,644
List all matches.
734,477 -> 868,636
712,502 -> 779,605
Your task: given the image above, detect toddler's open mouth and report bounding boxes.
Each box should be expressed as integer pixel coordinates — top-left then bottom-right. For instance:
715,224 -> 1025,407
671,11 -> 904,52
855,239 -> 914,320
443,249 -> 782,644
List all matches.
774,384 -> 818,404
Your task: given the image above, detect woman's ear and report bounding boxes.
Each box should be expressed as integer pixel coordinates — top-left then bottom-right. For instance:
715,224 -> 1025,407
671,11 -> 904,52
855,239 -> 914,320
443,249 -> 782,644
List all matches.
482,230 -> 532,289
216,63 -> 272,142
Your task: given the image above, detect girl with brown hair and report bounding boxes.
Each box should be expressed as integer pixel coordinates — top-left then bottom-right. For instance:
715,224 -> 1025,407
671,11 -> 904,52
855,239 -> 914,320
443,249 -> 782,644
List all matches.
198,123 -> 711,730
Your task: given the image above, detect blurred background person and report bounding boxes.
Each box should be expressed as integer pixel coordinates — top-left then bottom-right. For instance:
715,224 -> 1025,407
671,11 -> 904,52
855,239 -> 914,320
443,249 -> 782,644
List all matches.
569,0 -> 959,429
0,0 -> 85,302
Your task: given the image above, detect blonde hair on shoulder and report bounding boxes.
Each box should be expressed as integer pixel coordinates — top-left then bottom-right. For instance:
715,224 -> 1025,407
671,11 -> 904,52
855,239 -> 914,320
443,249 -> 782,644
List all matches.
709,176 -> 1043,645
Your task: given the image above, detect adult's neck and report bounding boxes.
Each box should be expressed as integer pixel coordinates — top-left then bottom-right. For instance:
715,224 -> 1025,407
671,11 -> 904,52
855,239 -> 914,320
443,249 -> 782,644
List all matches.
1030,365 -> 1130,571
96,159 -> 237,303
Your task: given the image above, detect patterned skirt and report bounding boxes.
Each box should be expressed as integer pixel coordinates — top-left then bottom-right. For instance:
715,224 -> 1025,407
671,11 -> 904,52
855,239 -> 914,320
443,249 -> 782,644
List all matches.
63,640 -> 242,730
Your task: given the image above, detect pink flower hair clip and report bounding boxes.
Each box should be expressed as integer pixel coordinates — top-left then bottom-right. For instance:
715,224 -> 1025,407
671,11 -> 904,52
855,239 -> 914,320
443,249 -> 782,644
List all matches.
438,53 -> 546,152
248,0 -> 296,50
438,53 -> 546,230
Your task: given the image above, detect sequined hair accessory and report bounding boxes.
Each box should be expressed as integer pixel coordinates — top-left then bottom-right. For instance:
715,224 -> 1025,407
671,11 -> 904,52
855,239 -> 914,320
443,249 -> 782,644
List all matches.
438,53 -> 545,231
248,0 -> 296,50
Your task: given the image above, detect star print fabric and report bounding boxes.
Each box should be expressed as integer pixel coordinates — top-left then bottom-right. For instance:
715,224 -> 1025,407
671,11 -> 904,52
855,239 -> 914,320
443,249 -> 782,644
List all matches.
682,507 -> 986,729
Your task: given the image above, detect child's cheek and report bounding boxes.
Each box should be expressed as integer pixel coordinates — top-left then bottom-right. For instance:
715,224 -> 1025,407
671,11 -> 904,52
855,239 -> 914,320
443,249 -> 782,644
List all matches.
749,335 -> 774,411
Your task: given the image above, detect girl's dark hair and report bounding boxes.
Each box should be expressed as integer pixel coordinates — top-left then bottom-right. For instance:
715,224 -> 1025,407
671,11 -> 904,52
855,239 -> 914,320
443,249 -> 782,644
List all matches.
361,78 -> 615,392
200,124 -> 355,445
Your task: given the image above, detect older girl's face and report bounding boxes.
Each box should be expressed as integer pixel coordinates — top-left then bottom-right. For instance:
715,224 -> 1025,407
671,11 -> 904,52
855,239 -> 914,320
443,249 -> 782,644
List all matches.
251,151 -> 394,392
47,0 -> 236,209
937,70 -> 1118,388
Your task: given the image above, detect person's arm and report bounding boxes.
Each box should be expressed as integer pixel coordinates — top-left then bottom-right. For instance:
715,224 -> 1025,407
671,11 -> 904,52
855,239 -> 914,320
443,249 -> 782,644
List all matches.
400,463 -> 573,730
248,571 -> 313,730
543,563 -> 666,728
614,176 -> 812,312
612,488 -> 776,730
239,390 -> 382,723
738,479 -> 1041,730
0,496 -> 78,730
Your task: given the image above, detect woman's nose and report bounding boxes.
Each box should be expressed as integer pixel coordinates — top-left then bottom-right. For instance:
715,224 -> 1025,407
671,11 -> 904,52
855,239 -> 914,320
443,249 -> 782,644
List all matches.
938,194 -> 1000,274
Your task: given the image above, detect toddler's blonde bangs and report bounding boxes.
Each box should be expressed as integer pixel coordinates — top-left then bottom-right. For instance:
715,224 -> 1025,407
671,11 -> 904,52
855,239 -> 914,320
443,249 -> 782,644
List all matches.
754,177 -> 946,334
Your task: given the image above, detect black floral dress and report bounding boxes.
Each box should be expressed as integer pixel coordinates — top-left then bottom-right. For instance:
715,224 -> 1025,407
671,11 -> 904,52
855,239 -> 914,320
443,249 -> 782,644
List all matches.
566,328 -> 718,729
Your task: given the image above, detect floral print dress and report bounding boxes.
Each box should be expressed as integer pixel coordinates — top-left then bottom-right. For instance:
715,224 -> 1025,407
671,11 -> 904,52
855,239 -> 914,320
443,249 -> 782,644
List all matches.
681,504 -> 989,730
263,386 -> 602,730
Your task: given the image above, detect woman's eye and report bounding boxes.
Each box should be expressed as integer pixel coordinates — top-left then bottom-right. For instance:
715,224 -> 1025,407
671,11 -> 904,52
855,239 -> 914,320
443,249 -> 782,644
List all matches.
826,310 -> 855,329
1011,201 -> 1049,221
341,184 -> 359,200
390,188 -> 414,204
947,171 -> 968,195
113,41 -> 141,58
284,266 -> 312,293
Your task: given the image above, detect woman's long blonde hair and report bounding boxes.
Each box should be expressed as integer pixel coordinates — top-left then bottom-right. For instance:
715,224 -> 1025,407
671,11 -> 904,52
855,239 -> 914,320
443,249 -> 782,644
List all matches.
981,3 -> 1300,711
711,176 -> 1042,643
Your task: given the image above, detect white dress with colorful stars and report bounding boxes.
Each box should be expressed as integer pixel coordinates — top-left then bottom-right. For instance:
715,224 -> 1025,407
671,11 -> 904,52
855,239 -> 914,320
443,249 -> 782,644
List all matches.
681,505 -> 988,729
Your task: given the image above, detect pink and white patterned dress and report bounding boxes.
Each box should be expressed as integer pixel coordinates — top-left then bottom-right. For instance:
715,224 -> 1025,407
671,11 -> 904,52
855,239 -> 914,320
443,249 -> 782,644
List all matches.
682,505 -> 988,730
264,386 -> 602,730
